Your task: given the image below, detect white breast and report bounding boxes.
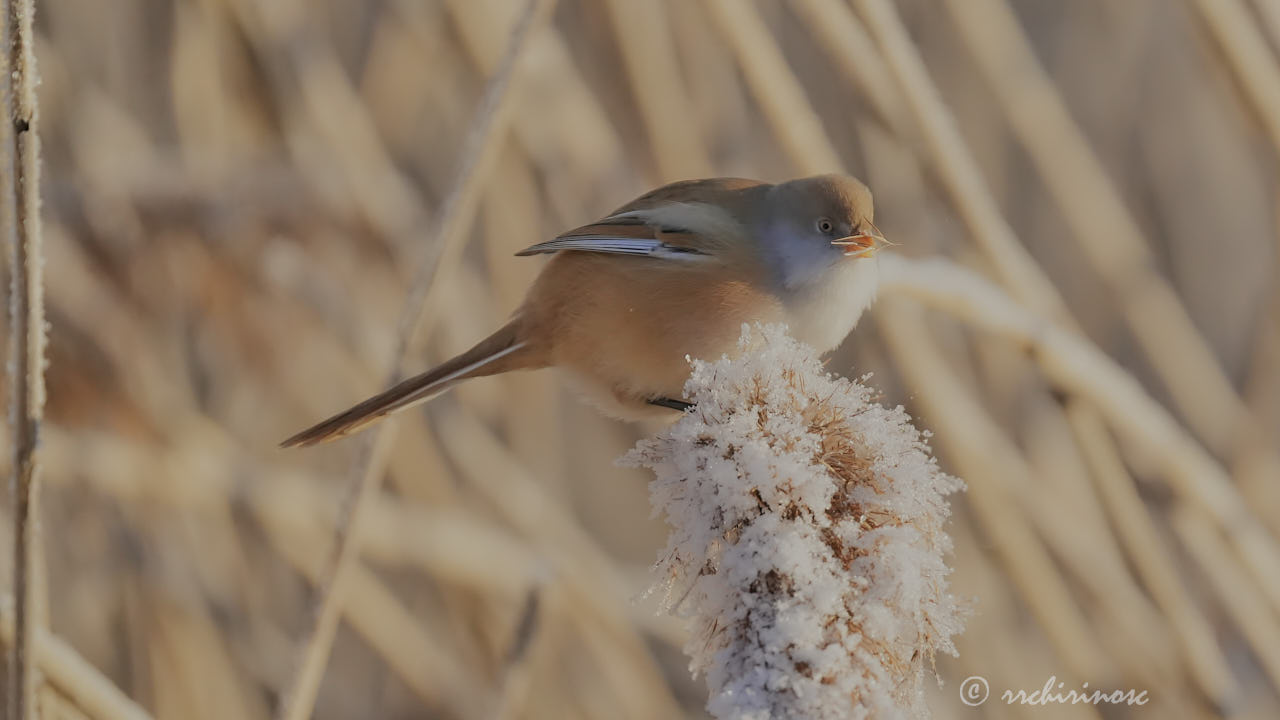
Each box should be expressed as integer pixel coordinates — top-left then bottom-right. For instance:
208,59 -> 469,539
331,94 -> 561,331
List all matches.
782,257 -> 880,353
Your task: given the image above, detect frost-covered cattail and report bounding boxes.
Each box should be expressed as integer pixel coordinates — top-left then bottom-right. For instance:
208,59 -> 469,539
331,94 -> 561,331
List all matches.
624,324 -> 966,720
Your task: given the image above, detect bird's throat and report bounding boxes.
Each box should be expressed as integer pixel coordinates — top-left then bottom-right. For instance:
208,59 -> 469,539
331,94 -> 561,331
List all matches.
781,258 -> 879,353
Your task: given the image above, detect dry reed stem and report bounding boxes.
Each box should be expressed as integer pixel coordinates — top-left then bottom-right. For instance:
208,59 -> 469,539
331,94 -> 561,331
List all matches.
788,0 -> 907,131
384,0 -> 552,356
434,407 -> 686,719
665,1 -> 753,153
1243,287 -> 1280,434
45,211 -> 461,503
37,423 -> 542,588
874,299 -> 1114,680
880,254 -> 1280,615
1254,0 -> 1280,73
274,7 -> 550,716
33,425 -> 543,607
144,593 -> 267,720
601,0 -> 712,181
436,0 -> 623,192
221,0 -> 421,243
704,0 -> 843,175
490,586 -> 542,720
479,149 -> 566,486
945,520 -> 1103,720
1172,508 -> 1280,693
1005,388 -> 1179,683
945,0 -> 1278,475
1192,0 -> 1280,158
259,500 -> 486,718
853,0 -> 1068,319
2,0 -> 42,717
1012,484 -> 1175,682
0,598 -> 152,720
1065,403 -> 1238,706
289,52 -> 422,244
36,224 -> 192,428
272,425 -> 397,720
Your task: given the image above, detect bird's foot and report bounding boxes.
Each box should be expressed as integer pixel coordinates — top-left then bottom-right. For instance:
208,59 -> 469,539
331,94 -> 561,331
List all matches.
648,397 -> 696,412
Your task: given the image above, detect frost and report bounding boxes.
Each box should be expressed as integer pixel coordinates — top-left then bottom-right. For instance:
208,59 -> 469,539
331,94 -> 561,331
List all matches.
623,324 -> 966,720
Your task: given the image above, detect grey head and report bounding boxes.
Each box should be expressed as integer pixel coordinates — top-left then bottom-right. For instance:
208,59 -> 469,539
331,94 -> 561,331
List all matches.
754,174 -> 882,291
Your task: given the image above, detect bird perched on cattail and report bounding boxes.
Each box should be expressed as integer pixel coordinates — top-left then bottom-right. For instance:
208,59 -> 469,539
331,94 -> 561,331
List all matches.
282,174 -> 886,447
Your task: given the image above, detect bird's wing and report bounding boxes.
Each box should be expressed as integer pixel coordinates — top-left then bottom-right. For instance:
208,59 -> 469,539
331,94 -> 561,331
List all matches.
514,214 -> 712,260
515,178 -> 769,261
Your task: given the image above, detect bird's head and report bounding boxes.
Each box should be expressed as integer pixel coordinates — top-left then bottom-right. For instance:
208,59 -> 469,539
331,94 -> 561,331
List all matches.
757,174 -> 886,290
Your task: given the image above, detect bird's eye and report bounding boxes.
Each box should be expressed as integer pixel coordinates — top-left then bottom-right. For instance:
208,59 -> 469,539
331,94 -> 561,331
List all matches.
816,218 -> 835,234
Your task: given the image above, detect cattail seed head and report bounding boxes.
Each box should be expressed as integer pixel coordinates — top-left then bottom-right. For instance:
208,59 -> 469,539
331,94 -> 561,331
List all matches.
624,324 -> 966,720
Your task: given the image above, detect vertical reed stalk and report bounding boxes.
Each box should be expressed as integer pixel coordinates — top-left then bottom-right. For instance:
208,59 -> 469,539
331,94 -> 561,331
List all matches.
3,0 -> 43,718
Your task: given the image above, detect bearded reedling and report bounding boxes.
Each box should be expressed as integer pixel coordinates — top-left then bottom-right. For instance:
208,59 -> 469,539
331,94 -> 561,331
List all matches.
282,174 -> 886,447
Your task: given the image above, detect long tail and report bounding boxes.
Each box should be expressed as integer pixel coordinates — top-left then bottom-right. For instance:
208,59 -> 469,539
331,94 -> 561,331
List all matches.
281,319 -> 535,448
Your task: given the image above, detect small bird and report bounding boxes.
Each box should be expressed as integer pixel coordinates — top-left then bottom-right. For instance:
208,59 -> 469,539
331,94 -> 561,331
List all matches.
282,174 -> 885,447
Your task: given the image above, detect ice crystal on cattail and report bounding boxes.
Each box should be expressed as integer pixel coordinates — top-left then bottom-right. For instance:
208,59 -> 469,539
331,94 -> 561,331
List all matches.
623,324 -> 966,720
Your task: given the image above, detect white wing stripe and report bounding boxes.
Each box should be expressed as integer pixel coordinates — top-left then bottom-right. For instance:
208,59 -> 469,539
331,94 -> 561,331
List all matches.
516,237 -> 711,260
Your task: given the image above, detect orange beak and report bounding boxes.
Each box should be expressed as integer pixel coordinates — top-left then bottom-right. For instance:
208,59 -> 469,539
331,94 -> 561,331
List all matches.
831,224 -> 889,258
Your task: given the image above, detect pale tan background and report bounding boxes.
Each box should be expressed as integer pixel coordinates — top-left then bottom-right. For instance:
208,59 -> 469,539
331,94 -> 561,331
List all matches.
2,0 -> 1279,718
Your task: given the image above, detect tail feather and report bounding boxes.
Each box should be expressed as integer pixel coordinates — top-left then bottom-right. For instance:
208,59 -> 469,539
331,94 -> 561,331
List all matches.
281,321 -> 533,448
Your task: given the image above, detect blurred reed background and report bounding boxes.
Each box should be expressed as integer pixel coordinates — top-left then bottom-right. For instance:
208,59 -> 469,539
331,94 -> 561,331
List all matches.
2,0 -> 1279,718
